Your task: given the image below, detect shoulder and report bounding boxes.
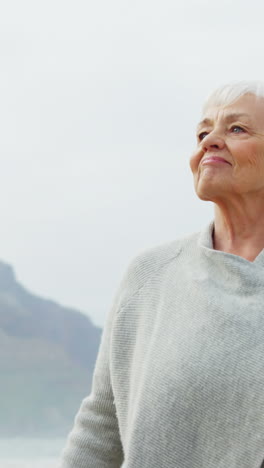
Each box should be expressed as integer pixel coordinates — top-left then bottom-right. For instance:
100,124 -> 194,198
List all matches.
114,230 -> 200,311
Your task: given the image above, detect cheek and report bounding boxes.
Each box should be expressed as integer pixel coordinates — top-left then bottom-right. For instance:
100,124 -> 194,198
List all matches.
236,146 -> 263,168
247,155 -> 260,167
247,145 -> 264,167
189,150 -> 201,174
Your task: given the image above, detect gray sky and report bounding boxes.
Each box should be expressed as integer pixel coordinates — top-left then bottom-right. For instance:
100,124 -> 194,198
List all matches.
0,0 -> 263,326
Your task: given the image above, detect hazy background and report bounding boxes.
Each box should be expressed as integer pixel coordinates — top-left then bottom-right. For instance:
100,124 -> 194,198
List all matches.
0,0 -> 263,326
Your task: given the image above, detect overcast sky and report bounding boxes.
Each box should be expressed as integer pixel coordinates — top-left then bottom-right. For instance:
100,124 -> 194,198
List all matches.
0,0 -> 263,326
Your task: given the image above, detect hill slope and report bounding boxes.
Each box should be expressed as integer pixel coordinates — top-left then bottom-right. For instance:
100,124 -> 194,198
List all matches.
0,261 -> 102,436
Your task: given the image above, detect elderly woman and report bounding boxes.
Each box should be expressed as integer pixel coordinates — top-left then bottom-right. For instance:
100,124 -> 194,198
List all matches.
60,81 -> 264,468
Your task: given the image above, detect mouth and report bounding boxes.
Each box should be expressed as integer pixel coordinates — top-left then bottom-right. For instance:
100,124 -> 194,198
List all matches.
201,156 -> 232,166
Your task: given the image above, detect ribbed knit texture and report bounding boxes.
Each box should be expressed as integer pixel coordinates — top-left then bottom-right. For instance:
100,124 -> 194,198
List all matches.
59,223 -> 264,468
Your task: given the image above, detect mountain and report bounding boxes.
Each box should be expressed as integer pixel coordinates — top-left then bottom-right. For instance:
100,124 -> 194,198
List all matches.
0,261 -> 102,436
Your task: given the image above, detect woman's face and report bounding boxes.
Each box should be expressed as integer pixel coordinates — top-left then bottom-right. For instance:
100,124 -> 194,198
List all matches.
189,93 -> 264,202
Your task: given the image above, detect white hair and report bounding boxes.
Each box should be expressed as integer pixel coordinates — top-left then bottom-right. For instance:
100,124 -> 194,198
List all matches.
203,81 -> 264,113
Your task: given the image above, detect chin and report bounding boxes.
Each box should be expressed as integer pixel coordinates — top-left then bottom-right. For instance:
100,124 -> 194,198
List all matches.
194,181 -> 223,202
195,191 -> 213,202
195,171 -> 232,199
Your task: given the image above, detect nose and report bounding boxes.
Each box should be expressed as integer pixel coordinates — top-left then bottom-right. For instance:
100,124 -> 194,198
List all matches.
201,131 -> 225,151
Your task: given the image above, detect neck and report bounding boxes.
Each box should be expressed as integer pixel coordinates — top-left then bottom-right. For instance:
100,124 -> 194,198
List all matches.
213,198 -> 264,262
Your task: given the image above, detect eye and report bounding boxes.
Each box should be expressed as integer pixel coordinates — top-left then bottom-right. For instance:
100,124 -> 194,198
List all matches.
231,125 -> 245,134
198,131 -> 209,141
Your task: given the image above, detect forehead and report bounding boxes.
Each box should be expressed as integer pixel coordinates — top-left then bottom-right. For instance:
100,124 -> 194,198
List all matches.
198,93 -> 264,130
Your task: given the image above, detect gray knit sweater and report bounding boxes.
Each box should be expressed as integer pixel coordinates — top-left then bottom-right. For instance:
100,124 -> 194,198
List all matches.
60,223 -> 264,468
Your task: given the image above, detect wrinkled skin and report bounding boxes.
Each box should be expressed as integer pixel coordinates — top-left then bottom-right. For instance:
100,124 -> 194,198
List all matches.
189,93 -> 264,261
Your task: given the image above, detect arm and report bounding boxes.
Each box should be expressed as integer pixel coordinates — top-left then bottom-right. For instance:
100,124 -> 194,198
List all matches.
59,299 -> 123,468
59,244 -> 176,467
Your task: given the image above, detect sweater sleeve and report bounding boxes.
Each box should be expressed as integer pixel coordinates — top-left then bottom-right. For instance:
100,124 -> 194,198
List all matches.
59,295 -> 124,468
59,243 -> 178,467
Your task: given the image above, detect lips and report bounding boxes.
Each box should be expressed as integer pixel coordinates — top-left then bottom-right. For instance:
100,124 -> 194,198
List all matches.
201,156 -> 231,166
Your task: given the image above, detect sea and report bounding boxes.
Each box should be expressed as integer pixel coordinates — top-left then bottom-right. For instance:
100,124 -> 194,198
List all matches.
0,437 -> 67,468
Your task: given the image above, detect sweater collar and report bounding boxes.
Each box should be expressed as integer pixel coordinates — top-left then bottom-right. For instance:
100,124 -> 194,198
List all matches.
199,221 -> 264,269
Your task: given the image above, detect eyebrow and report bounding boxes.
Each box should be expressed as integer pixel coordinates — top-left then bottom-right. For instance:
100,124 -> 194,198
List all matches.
197,113 -> 252,129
